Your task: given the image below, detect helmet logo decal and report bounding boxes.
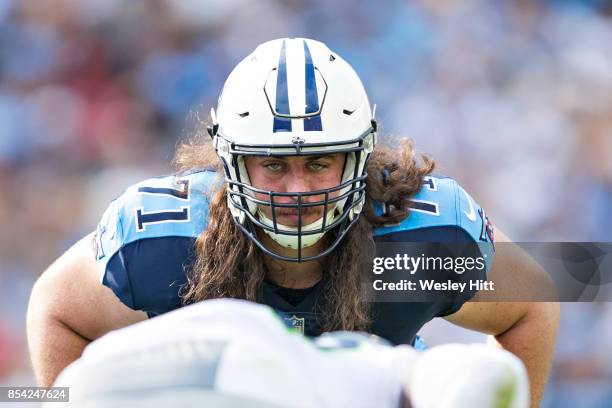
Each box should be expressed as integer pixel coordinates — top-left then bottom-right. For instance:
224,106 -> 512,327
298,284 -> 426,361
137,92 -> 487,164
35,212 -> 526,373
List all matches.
292,136 -> 305,145
273,40 -> 292,132
303,40 -> 323,131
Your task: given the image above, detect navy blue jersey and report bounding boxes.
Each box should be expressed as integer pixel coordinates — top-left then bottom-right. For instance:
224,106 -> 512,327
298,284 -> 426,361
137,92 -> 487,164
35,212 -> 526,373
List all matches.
94,170 -> 494,345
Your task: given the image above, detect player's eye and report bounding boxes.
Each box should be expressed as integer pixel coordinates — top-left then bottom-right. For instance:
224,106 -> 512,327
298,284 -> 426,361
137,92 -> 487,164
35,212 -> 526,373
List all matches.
308,162 -> 328,171
264,161 -> 285,172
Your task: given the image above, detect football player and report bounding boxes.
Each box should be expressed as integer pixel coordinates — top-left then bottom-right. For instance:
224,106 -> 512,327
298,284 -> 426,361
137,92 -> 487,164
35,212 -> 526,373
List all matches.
49,298 -> 529,408
27,38 -> 558,407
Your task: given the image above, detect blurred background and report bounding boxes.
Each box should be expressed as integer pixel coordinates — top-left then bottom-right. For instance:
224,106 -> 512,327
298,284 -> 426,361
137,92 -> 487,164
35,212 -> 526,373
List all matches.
0,0 -> 611,406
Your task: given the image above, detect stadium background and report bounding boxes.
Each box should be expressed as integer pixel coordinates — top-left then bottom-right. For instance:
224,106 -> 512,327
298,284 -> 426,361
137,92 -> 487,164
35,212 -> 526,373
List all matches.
0,0 -> 611,406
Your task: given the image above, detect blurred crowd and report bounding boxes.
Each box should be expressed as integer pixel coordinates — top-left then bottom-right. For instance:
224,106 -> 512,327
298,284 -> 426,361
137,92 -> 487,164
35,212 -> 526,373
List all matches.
0,0 -> 611,406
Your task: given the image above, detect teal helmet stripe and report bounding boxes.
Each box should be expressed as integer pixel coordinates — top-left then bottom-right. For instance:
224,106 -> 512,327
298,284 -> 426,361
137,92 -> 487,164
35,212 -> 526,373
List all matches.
273,40 -> 292,132
303,40 -> 322,131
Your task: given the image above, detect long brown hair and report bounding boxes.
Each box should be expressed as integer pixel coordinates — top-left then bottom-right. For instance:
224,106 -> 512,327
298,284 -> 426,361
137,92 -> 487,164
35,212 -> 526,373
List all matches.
174,131 -> 434,332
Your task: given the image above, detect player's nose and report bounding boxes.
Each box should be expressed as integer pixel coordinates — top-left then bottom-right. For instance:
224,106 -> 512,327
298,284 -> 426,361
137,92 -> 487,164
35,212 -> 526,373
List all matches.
283,174 -> 311,194
280,161 -> 313,193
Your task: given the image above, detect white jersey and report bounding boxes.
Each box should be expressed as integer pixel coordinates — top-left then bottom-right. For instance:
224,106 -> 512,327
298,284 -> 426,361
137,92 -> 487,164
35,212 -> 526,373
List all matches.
55,299 -> 417,407
53,299 -> 528,408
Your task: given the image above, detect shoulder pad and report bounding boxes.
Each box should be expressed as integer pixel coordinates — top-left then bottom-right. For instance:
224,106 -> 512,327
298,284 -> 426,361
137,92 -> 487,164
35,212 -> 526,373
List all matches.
372,175 -> 495,269
94,170 -> 219,312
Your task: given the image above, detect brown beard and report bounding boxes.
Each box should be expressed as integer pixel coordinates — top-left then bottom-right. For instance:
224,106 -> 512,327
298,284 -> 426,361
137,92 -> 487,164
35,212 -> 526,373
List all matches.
175,136 -> 435,332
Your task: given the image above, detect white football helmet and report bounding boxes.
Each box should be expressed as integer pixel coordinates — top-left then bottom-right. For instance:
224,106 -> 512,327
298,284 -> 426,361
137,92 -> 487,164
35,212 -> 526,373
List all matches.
210,38 -> 377,262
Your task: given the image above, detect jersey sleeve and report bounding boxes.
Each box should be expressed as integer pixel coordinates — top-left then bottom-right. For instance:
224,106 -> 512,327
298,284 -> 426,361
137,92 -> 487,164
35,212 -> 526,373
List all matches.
93,170 -> 218,315
454,181 -> 495,269
372,175 -> 495,318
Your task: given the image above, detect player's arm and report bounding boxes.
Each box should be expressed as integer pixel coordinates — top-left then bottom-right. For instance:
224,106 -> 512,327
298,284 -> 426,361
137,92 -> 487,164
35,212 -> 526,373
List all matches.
443,228 -> 560,408
26,233 -> 147,386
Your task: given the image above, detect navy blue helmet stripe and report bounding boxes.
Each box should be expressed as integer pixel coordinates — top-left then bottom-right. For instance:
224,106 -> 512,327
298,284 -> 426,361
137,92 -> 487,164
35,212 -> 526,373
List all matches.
303,40 -> 322,131
273,40 -> 292,132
